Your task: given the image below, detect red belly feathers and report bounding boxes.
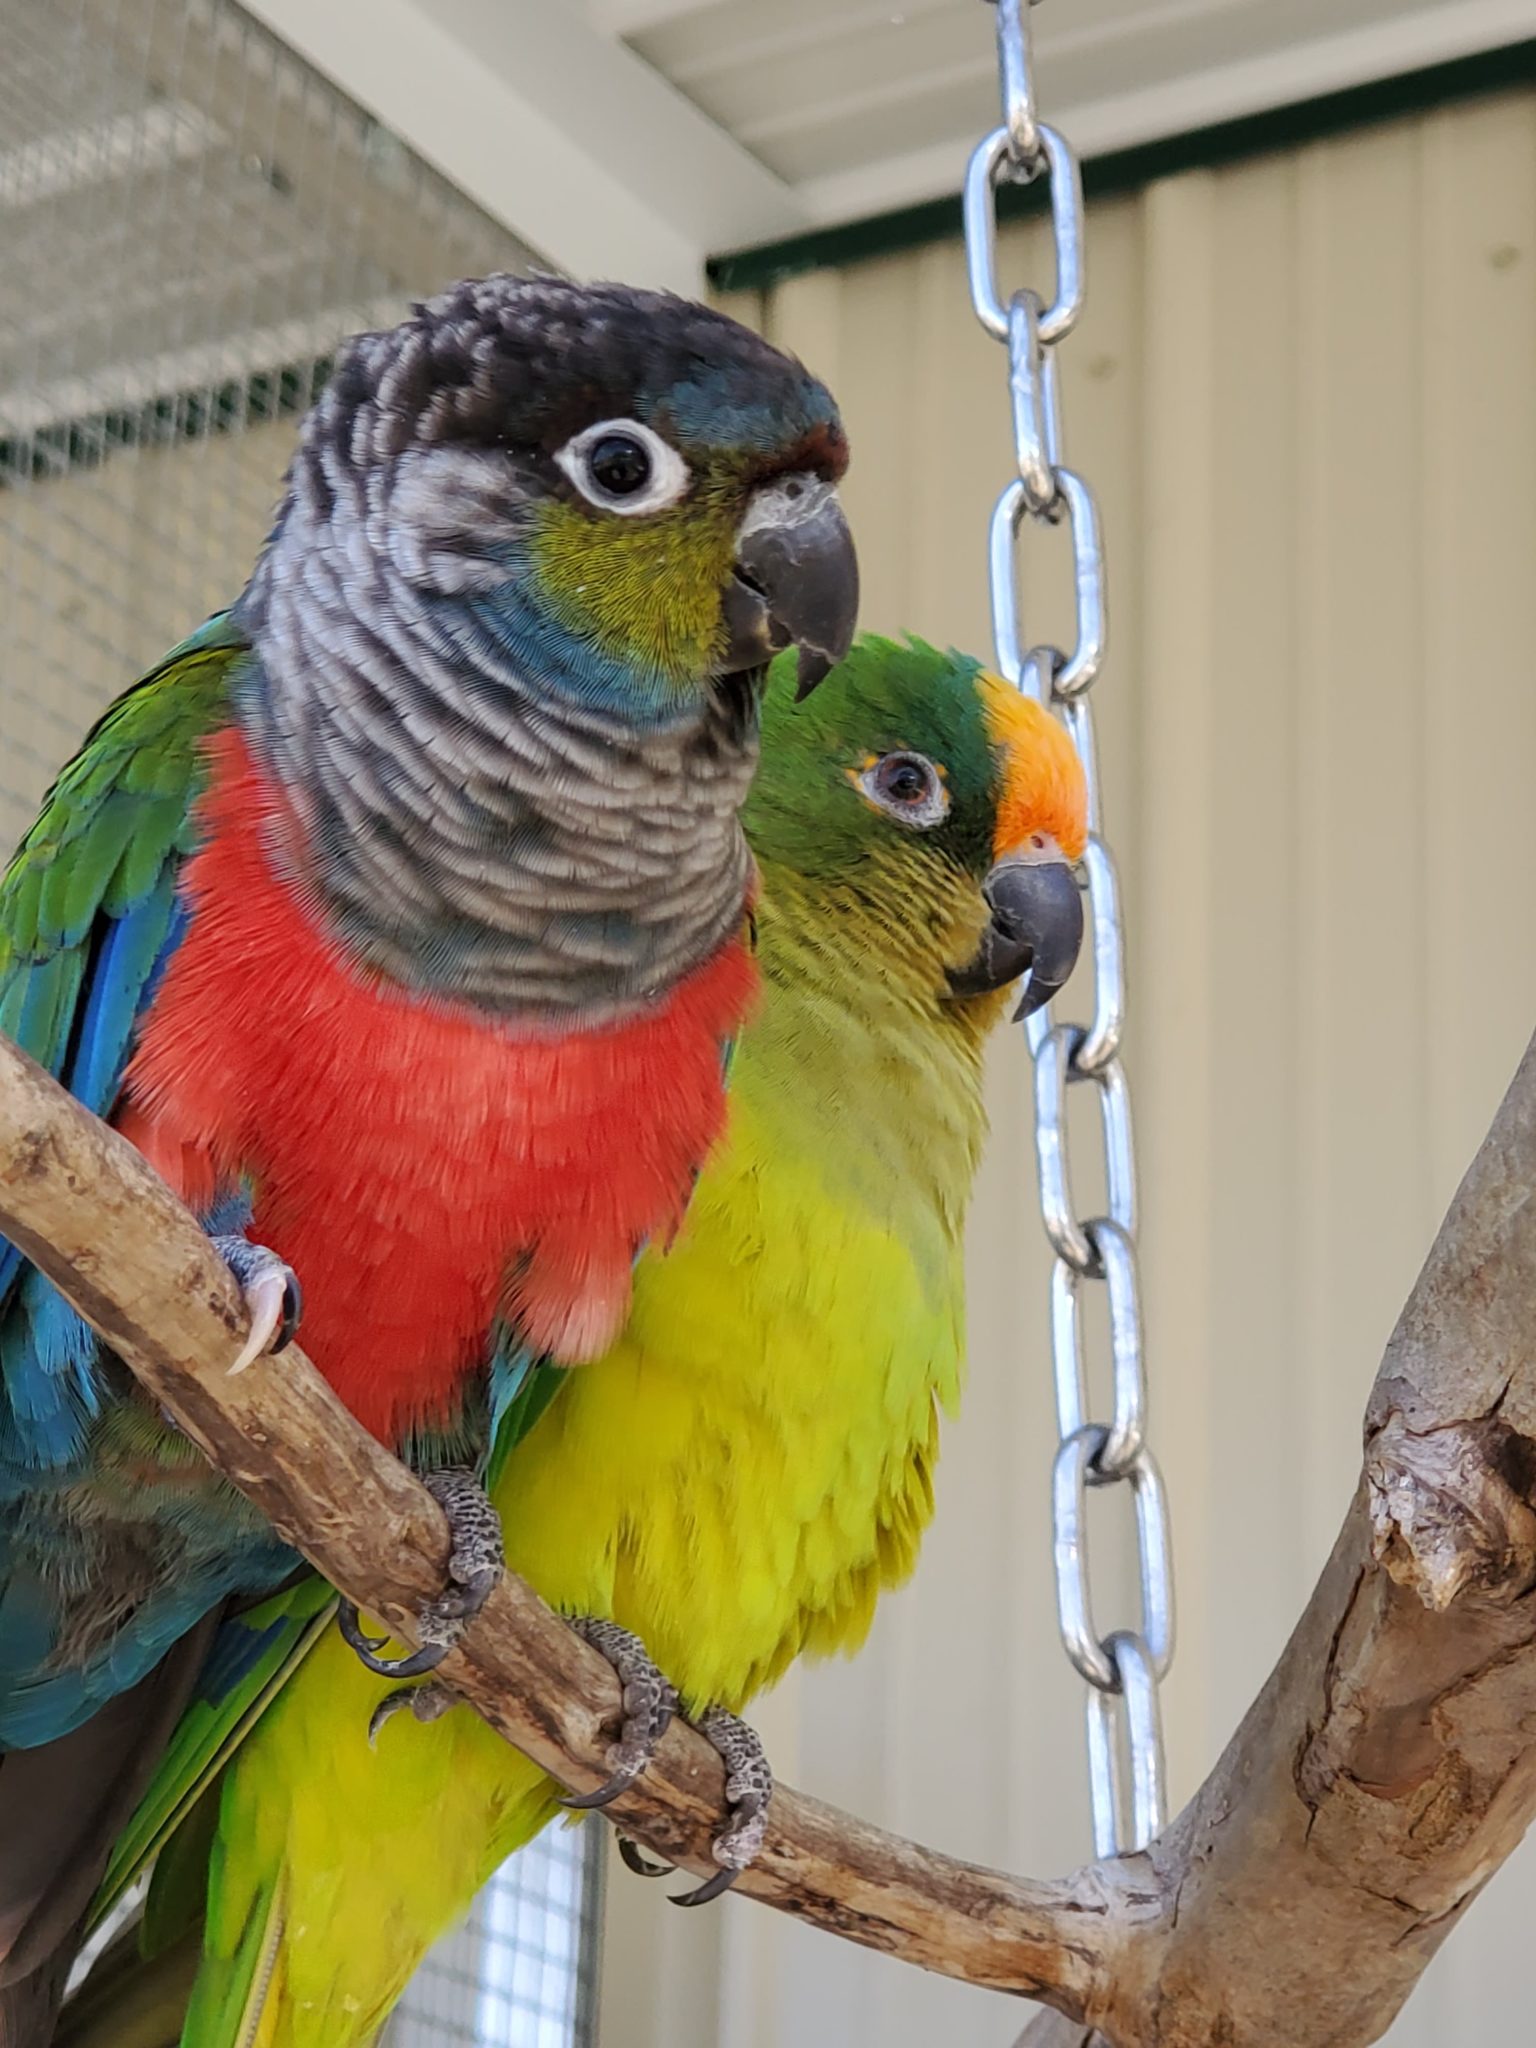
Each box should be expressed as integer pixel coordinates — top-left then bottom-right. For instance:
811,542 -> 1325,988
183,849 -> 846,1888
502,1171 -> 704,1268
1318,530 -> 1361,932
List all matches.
117,729 -> 757,1447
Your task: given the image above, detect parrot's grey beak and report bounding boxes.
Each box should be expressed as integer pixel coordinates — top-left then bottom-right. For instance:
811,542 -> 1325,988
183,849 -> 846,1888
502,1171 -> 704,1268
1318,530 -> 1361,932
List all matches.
947,841 -> 1084,1019
716,475 -> 859,700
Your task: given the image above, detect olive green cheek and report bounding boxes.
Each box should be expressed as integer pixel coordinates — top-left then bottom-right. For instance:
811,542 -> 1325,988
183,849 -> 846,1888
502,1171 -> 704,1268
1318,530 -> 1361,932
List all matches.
527,502 -> 741,680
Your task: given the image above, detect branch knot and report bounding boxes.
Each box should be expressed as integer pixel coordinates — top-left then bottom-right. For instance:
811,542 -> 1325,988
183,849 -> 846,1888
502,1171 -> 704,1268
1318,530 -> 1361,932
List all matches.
1366,1412 -> 1536,1611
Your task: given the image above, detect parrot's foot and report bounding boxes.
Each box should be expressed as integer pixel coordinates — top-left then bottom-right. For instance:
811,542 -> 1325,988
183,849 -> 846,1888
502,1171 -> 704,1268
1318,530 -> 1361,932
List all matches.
367,1680 -> 458,1746
562,1617 -> 772,1907
211,1236 -> 302,1374
670,1708 -> 774,1908
338,1468 -> 504,1681
561,1618 -> 678,1811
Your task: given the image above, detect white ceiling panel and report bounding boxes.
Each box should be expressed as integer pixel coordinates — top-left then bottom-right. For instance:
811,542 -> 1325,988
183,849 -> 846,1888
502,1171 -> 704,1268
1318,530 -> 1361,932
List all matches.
615,0 -> 1536,233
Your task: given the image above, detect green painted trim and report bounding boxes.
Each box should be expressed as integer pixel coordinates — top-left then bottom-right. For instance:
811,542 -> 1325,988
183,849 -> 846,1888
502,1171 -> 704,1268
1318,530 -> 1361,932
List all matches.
709,36 -> 1536,294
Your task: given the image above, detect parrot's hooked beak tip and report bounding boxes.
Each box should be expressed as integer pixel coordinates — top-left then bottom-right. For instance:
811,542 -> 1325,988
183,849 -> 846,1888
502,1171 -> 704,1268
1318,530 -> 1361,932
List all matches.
946,842 -> 1085,1017
715,474 -> 859,700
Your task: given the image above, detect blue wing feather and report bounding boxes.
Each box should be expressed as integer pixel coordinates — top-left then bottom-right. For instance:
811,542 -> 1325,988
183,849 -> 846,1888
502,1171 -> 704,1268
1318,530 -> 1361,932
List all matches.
69,873 -> 185,1123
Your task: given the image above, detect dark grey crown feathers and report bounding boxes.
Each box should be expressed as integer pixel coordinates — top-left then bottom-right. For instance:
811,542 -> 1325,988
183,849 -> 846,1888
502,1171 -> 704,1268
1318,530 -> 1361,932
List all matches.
303,273 -> 834,469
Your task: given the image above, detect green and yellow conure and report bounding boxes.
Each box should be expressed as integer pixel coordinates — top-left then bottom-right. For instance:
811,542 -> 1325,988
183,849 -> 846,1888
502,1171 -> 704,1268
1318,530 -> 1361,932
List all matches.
70,636 -> 1088,2048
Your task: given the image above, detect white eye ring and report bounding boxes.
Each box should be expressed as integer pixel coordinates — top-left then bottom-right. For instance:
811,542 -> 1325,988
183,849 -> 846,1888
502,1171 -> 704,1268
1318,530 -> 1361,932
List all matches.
854,751 -> 951,829
553,418 -> 690,517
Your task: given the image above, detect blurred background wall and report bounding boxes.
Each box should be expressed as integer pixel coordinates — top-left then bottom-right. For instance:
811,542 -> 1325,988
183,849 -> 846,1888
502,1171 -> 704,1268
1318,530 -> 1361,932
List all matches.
614,81 -> 1536,2048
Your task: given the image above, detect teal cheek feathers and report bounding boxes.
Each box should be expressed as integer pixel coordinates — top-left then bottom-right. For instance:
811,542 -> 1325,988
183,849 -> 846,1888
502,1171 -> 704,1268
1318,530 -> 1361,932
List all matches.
434,575 -> 697,727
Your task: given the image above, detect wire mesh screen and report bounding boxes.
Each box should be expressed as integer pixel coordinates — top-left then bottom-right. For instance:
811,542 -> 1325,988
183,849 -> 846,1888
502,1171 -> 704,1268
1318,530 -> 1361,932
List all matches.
0,0 -> 531,841
0,2 -> 602,2041
386,1826 -> 605,2048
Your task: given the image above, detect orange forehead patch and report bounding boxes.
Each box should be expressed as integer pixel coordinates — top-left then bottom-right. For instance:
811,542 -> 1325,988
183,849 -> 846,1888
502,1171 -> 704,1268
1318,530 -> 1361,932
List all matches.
977,671 -> 1089,863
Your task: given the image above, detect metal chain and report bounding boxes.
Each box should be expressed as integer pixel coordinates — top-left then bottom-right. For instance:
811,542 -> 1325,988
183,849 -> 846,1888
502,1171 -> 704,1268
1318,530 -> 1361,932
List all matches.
965,0 -> 1174,1860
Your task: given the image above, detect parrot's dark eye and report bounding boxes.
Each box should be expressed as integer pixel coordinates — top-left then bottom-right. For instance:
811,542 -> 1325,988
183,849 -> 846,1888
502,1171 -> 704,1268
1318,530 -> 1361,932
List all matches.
554,417 -> 690,517
855,751 -> 950,830
588,434 -> 651,495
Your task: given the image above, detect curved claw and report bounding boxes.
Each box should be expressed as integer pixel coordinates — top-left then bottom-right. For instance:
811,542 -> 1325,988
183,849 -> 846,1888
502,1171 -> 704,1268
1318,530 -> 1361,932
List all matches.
213,1239 -> 303,1374
561,1762 -> 647,1813
360,1641 -> 447,1682
338,1600 -> 447,1680
271,1272 -> 302,1353
338,1470 -> 502,1683
617,1834 -> 674,1879
336,1602 -> 390,1658
369,1681 -> 456,1747
368,1690 -> 415,1747
670,1866 -> 741,1909
667,1703 -> 773,1910
230,1269 -> 289,1374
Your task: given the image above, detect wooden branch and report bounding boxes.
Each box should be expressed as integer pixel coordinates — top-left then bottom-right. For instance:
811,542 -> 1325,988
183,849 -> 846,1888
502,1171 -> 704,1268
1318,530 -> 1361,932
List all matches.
8,1014 -> 1536,2047
1007,1026 -> 1536,2048
1070,1022 -> 1536,2047
0,1031 -> 1118,2015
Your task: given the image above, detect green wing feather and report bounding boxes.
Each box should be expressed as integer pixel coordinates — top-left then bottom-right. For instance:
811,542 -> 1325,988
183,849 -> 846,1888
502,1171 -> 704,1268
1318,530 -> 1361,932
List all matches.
0,608 -> 245,1059
0,614 -> 250,1473
175,1867 -> 286,2048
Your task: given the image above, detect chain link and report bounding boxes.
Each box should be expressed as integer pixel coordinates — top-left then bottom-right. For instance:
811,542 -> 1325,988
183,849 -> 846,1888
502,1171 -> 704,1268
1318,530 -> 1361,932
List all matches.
967,0 -> 1174,1859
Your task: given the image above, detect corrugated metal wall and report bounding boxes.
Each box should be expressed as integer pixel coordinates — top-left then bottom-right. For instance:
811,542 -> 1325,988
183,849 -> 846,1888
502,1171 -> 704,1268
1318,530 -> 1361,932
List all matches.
598,84 -> 1536,2048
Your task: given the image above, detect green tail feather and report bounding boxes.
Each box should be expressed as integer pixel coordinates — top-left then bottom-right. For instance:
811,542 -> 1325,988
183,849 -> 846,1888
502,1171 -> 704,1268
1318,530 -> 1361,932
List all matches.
178,1866 -> 286,2048
90,1579 -> 335,1939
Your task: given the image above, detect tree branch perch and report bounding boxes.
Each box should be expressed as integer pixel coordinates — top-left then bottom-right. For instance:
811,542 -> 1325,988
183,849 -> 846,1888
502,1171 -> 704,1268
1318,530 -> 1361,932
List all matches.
5,1022 -> 1536,2045
0,1032 -> 1118,2013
